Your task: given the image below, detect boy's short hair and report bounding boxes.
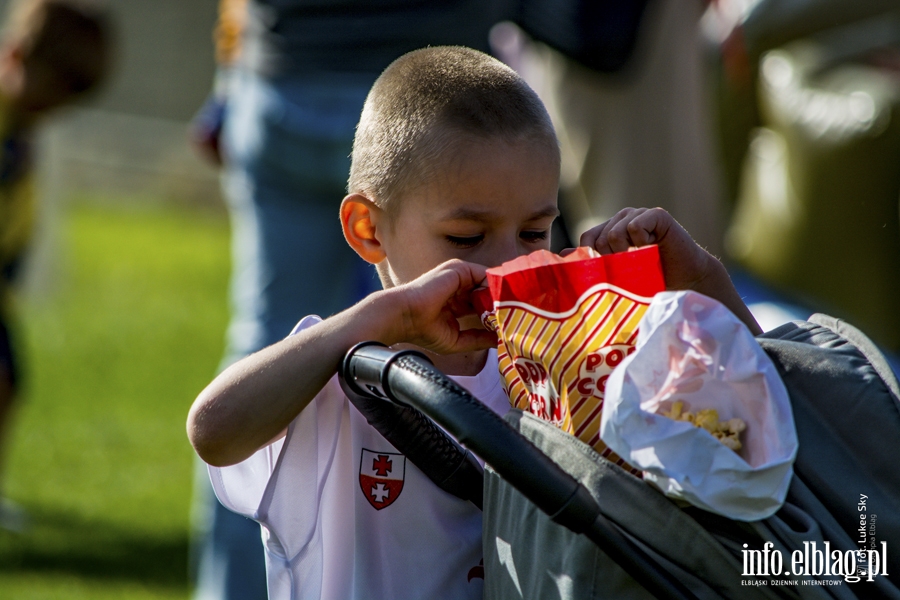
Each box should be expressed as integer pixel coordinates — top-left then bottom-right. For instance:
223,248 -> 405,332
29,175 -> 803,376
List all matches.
5,0 -> 109,95
349,46 -> 559,211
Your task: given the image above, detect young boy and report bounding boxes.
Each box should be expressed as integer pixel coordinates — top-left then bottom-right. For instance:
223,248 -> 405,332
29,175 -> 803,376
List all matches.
0,0 -> 108,529
187,46 -> 760,600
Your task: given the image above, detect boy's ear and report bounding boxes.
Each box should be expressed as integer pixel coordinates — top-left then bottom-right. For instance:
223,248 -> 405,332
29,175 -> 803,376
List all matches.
341,193 -> 386,265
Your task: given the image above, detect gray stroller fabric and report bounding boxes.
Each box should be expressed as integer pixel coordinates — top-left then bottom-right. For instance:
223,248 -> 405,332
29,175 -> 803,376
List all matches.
484,412 -> 797,600
482,314 -> 900,599
756,315 -> 900,599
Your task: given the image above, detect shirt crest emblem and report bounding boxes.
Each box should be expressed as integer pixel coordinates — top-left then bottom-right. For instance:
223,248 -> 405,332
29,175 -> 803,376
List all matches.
359,448 -> 405,510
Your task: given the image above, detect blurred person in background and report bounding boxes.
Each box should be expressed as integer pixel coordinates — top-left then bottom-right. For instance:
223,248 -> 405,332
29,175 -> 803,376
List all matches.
710,0 -> 900,208
499,0 -> 900,372
495,0 -> 727,256
0,0 -> 109,531
709,0 -> 900,369
188,1 -> 512,598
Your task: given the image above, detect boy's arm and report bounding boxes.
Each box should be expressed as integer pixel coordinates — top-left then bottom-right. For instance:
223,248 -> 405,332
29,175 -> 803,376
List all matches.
578,207 -> 763,335
187,259 -> 496,467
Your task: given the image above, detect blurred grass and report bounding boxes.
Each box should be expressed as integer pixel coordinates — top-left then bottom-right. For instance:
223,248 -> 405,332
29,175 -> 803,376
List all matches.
0,200 -> 231,599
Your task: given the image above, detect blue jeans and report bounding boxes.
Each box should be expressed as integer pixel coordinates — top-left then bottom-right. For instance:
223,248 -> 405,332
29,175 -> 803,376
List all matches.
731,269 -> 900,378
193,69 -> 378,600
220,69 -> 379,364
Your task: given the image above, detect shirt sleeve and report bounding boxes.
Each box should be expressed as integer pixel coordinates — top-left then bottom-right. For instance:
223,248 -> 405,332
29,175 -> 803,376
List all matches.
206,314 -> 323,518
209,437 -> 285,517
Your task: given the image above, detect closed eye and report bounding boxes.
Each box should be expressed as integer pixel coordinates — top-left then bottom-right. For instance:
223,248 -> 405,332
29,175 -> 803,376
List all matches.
520,230 -> 549,243
446,234 -> 484,248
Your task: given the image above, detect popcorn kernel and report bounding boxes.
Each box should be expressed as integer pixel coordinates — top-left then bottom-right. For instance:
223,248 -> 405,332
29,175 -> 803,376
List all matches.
661,401 -> 746,452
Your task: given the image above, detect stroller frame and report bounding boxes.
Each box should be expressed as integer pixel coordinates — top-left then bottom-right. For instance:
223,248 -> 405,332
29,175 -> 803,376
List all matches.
340,314 -> 900,599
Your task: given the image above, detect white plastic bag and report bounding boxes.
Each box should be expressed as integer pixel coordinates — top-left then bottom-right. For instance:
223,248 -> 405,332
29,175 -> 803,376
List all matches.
601,291 -> 798,521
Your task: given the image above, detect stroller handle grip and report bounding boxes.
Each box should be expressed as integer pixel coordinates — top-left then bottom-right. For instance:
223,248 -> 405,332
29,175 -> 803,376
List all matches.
341,342 -> 594,526
340,341 -> 485,509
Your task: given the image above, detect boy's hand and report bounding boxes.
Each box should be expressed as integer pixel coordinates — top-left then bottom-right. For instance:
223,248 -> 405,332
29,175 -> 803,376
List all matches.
387,259 -> 498,354
577,207 -> 714,292
576,207 -> 762,335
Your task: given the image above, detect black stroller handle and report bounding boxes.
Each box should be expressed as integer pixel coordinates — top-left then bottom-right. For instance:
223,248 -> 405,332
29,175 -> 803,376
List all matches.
340,342 -> 698,600
339,342 -> 485,509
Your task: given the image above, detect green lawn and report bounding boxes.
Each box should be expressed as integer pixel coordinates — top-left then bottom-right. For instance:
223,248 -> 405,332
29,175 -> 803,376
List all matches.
0,200 -> 231,599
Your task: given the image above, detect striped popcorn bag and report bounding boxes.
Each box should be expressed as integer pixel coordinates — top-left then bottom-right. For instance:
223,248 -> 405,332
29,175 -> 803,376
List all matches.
473,246 -> 665,473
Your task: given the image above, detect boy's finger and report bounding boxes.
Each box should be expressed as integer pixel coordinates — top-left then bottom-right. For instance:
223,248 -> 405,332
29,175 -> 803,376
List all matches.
578,225 -> 604,250
583,208 -> 638,254
419,261 -> 487,304
442,258 -> 489,288
625,211 -> 661,247
605,208 -> 649,253
452,328 -> 499,353
447,292 -> 480,317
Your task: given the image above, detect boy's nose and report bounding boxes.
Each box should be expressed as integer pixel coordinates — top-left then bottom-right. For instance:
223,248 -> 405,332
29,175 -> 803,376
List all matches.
486,237 -> 526,268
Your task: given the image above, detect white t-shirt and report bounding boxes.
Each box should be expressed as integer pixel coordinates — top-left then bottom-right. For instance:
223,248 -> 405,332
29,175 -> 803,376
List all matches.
209,316 -> 510,600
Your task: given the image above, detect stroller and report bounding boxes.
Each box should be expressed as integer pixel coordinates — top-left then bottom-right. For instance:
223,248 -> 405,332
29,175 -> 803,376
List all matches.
340,313 -> 900,599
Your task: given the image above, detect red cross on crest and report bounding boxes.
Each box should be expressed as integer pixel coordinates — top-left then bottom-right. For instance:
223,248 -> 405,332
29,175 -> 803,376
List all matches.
372,454 -> 392,476
359,448 -> 405,510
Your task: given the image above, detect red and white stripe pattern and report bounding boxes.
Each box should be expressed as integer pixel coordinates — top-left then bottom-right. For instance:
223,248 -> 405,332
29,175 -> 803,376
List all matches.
494,284 -> 653,475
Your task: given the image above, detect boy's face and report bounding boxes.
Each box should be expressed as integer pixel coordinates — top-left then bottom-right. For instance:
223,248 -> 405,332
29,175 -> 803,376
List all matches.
377,135 -> 560,287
